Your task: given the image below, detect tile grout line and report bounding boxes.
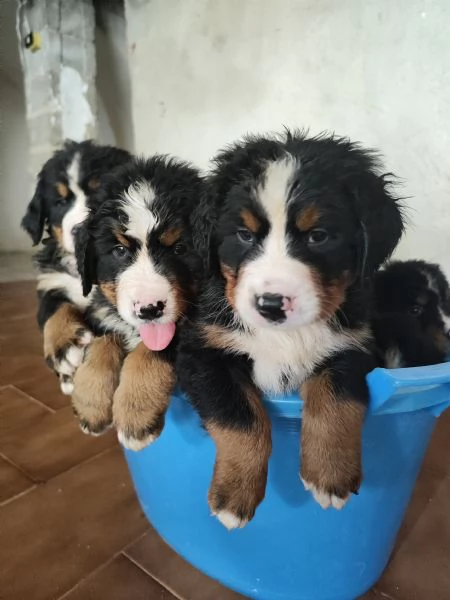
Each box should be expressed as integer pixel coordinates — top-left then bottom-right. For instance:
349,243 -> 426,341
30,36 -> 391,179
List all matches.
373,589 -> 399,600
5,384 -> 56,413
55,549 -> 128,600
54,531 -> 155,600
123,551 -> 185,600
1,446 -> 119,492
0,483 -> 37,507
44,445 -> 120,480
0,450 -> 35,481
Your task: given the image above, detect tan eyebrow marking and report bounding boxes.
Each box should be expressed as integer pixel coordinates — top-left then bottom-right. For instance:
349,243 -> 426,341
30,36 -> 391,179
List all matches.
296,205 -> 321,231
56,182 -> 69,198
114,230 -> 131,247
159,227 -> 182,247
240,208 -> 261,233
88,177 -> 100,190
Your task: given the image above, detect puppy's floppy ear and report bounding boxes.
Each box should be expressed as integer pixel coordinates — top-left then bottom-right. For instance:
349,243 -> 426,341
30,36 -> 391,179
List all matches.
74,224 -> 97,297
21,176 -> 46,245
351,172 -> 404,276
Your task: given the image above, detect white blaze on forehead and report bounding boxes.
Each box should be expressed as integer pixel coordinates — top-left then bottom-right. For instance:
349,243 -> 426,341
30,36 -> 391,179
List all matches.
67,152 -> 84,200
122,180 -> 157,243
62,152 -> 88,253
256,154 -> 298,256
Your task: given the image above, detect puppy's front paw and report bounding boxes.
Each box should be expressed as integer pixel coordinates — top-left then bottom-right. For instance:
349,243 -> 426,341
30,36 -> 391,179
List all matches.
113,383 -> 165,452
300,464 -> 361,510
59,374 -> 75,396
71,369 -> 114,436
43,306 -> 93,391
113,344 -> 175,452
116,427 -> 159,451
301,478 -> 354,510
208,467 -> 267,530
71,336 -> 123,436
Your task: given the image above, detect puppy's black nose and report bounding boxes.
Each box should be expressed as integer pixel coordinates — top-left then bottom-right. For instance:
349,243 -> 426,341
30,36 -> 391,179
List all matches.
138,301 -> 165,321
254,293 -> 286,323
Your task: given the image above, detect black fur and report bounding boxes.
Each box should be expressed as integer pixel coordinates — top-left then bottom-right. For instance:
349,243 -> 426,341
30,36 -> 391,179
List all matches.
372,260 -> 450,367
22,140 -> 131,390
22,140 -> 131,246
177,130 -> 405,522
75,155 -> 205,347
23,139 -> 131,329
71,155 -> 206,442
178,129 -> 404,408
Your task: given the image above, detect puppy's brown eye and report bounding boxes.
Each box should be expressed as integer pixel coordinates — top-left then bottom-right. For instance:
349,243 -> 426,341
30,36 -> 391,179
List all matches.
307,228 -> 329,246
409,305 -> 423,316
112,245 -> 129,258
173,243 -> 186,255
236,229 -> 255,244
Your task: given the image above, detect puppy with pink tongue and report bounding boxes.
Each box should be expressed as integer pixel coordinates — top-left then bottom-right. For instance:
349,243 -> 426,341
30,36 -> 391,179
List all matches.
71,155 -> 205,450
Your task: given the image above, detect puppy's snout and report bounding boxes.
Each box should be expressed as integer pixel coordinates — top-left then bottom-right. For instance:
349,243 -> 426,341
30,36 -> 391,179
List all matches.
254,293 -> 290,323
134,300 -> 166,321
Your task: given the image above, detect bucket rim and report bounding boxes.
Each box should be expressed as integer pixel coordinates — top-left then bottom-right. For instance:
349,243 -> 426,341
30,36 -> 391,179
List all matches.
174,361 -> 450,419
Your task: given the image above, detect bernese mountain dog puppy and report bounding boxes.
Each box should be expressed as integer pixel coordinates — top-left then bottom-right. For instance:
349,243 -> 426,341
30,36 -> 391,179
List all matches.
73,155 -> 204,448
373,260 -> 450,368
21,140 -> 131,394
177,130 -> 404,529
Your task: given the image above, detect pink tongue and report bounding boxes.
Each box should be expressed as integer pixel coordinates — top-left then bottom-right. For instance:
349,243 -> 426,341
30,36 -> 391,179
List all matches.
139,322 -> 176,351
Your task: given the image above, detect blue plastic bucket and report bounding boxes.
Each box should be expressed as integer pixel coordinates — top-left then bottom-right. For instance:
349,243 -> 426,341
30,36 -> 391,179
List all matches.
124,363 -> 450,600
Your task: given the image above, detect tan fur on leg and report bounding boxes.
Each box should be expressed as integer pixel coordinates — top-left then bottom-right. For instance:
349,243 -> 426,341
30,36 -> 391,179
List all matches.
72,335 -> 125,435
208,387 -> 272,529
113,342 -> 176,451
301,372 -> 365,509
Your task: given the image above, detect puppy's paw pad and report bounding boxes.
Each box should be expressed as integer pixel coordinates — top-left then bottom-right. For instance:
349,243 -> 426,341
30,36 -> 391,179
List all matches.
301,478 -> 350,510
213,509 -> 248,530
117,429 -> 157,451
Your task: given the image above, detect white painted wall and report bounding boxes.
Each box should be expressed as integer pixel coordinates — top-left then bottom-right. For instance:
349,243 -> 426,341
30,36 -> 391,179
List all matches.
95,1 -> 134,151
0,0 -> 31,252
125,0 -> 450,274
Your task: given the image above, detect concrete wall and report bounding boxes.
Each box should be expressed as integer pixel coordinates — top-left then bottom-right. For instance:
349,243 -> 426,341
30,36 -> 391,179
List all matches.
0,0 -> 30,252
18,0 -> 97,177
95,1 -> 134,151
125,0 -> 450,274
0,0 -> 132,252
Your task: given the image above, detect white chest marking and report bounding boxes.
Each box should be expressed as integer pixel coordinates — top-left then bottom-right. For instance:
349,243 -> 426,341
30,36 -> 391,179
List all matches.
218,323 -> 369,393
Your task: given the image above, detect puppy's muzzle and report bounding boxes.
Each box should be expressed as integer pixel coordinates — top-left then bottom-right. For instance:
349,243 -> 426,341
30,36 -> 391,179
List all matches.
254,293 -> 291,323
